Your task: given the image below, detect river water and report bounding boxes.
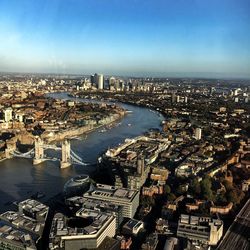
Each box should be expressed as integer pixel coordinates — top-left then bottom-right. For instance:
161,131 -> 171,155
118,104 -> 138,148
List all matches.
0,92 -> 164,212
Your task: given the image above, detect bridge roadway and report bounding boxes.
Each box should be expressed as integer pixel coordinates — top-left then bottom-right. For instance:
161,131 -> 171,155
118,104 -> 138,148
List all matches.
217,199 -> 250,250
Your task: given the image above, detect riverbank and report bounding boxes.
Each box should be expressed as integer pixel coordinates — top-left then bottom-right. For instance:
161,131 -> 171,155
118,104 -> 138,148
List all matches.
74,92 -> 167,121
0,92 -> 164,212
43,112 -> 124,143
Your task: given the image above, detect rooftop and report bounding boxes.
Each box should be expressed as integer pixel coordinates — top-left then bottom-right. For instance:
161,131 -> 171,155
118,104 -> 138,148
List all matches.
0,211 -> 45,237
85,183 -> 138,202
50,210 -> 115,241
18,199 -> 49,221
0,221 -> 36,250
66,196 -> 121,212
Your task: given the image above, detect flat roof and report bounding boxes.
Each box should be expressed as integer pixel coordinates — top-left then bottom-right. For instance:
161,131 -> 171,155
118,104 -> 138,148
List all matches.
85,183 -> 138,202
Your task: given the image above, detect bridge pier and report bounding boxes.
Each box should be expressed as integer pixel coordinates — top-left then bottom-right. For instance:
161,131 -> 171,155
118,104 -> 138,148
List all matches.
5,148 -> 14,159
33,137 -> 45,165
5,139 -> 17,159
60,140 -> 71,168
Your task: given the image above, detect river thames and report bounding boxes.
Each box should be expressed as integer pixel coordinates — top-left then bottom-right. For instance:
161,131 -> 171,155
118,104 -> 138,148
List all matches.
0,93 -> 164,212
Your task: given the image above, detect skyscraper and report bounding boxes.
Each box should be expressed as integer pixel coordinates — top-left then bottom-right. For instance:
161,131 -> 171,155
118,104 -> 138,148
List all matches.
4,108 -> 13,122
94,73 -> 104,90
195,128 -> 202,140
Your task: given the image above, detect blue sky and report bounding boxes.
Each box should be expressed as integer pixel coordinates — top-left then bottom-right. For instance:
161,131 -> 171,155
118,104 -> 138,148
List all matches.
0,0 -> 249,78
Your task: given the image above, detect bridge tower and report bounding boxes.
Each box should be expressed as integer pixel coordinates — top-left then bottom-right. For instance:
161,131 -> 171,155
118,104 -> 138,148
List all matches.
5,139 -> 17,159
60,140 -> 71,168
33,137 -> 44,165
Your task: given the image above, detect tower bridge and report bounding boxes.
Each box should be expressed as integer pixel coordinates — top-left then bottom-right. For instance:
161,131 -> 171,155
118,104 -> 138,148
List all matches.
8,137 -> 87,168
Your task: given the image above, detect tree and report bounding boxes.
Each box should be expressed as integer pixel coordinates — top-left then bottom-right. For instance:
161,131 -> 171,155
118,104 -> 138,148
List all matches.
176,185 -> 186,195
216,192 -> 227,204
189,178 -> 201,196
222,180 -> 233,191
227,189 -> 239,204
141,196 -> 155,207
167,193 -> 176,201
226,189 -> 245,205
164,185 -> 171,194
200,176 -> 214,201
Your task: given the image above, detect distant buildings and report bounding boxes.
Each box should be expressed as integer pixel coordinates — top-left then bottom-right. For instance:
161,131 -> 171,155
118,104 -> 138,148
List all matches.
4,107 -> 12,122
195,128 -> 202,140
92,73 -> 104,90
177,214 -> 223,246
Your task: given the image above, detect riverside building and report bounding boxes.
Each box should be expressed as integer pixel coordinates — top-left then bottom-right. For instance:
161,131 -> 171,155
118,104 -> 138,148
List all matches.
49,211 -> 116,250
66,196 -> 123,228
83,183 -> 140,218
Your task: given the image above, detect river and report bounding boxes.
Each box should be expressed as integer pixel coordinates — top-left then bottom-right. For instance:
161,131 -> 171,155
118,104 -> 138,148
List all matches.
0,92 -> 164,212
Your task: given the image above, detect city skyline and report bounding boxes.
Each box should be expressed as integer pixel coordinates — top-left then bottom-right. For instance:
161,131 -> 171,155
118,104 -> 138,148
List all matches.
0,0 -> 250,78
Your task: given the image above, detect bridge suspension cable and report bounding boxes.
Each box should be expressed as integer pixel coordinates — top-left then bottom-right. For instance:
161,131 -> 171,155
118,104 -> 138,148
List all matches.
70,149 -> 83,161
12,148 -> 34,158
10,140 -> 89,167
42,144 -> 61,150
70,149 -> 88,166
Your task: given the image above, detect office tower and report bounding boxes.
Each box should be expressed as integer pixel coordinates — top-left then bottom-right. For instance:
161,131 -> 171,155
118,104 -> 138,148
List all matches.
90,75 -> 95,85
109,76 -> 116,86
97,74 -> 104,89
4,107 -> 13,122
171,93 -> 176,103
176,95 -> 180,103
94,73 -> 104,89
195,128 -> 202,140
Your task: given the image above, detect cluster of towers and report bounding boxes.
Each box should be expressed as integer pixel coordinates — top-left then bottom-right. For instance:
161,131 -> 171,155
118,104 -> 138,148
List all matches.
90,73 -> 104,89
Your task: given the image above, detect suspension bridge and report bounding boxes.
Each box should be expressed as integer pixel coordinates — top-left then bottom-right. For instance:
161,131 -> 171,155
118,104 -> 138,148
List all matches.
9,137 -> 88,168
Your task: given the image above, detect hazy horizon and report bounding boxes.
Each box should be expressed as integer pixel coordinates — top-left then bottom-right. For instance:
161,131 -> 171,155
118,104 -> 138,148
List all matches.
0,0 -> 250,79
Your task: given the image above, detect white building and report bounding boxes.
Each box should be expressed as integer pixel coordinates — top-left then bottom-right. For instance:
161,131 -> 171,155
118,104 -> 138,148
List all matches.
83,183 -> 140,218
195,128 -> 202,140
94,73 -> 104,90
177,214 -> 223,246
4,107 -> 13,122
49,212 -> 116,250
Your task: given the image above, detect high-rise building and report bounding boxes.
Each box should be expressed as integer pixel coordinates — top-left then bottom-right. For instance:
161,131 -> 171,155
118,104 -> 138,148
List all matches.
109,76 -> 116,86
171,93 -> 176,103
195,128 -> 202,140
93,73 -> 104,89
90,75 -> 95,85
4,107 -> 12,122
176,95 -> 180,103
